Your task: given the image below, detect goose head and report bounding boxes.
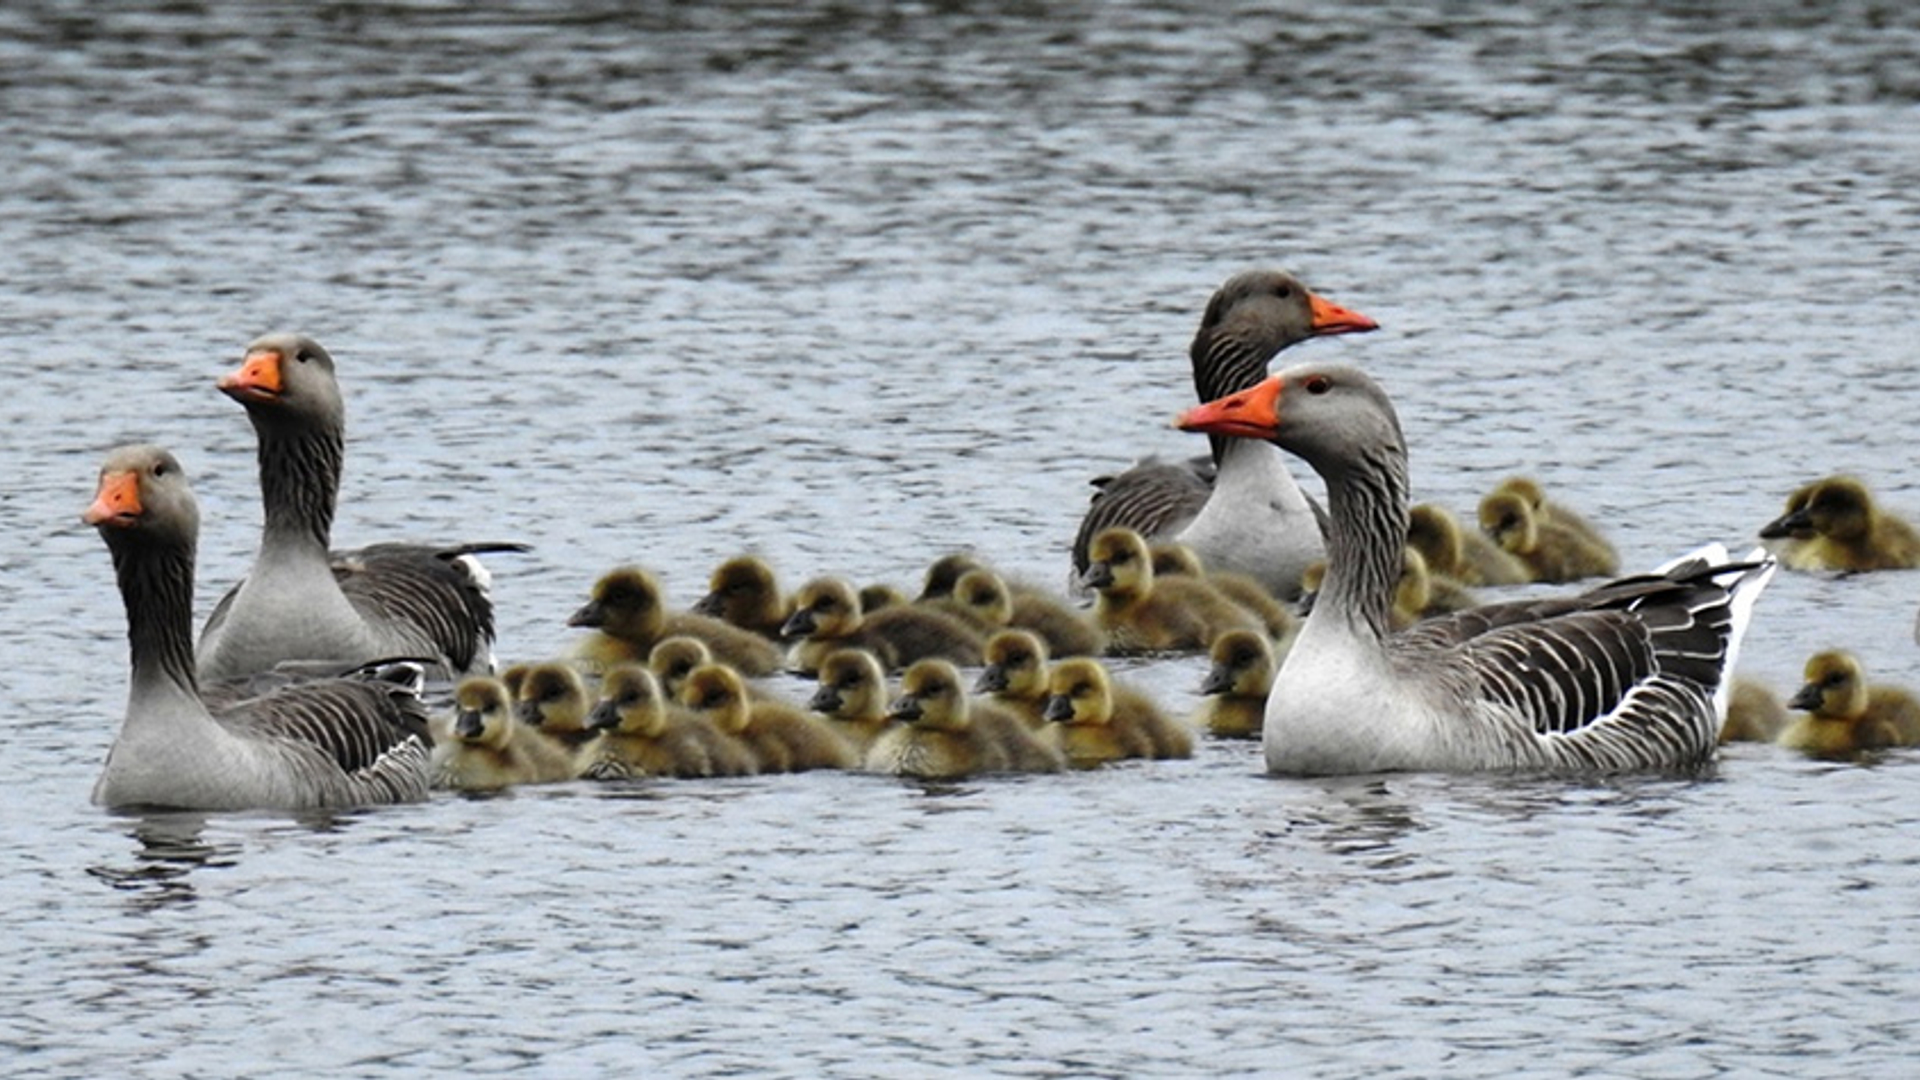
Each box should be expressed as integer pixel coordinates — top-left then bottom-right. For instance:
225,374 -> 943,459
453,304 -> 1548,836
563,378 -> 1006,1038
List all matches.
976,629 -> 1049,697
648,635 -> 714,700
1173,363 -> 1406,484
452,676 -> 517,748
589,664 -> 668,737
1788,650 -> 1869,719
810,648 -> 888,720
1080,526 -> 1155,599
888,659 -> 970,732
1200,628 -> 1275,697
569,566 -> 665,642
781,576 -> 863,639
679,663 -> 752,735
1043,658 -> 1115,727
515,662 -> 592,735
1190,271 -> 1378,396
85,445 -> 198,548
218,332 -> 345,432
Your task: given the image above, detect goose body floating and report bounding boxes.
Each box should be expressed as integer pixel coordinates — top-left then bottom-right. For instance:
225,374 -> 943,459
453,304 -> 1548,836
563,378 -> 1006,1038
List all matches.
87,445 -> 432,811
1176,364 -> 1777,776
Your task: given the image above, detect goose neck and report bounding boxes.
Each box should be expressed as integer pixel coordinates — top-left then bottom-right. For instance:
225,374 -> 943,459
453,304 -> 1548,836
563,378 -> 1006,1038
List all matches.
1315,446 -> 1410,643
254,419 -> 342,551
109,533 -> 201,699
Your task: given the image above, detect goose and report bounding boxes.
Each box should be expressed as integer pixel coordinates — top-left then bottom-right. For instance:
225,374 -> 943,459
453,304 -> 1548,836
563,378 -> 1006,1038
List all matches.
1041,657 -> 1193,767
1717,676 -> 1791,745
1175,363 -> 1778,775
1070,270 -> 1379,600
1758,476 -> 1920,572
868,659 -> 1066,779
807,648 -> 896,756
691,554 -> 792,639
1080,526 -> 1264,654
1487,476 -> 1618,568
513,661 -> 601,760
85,444 -> 432,811
974,629 -> 1054,730
196,333 -> 524,684
648,635 -> 715,701
582,665 -> 758,780
1406,502 -> 1530,587
679,663 -> 857,773
931,567 -> 1107,659
1777,650 -> 1920,755
1478,490 -> 1620,583
781,576 -> 984,675
1148,541 -> 1296,642
568,566 -> 784,676
433,675 -> 581,790
1193,628 -> 1276,739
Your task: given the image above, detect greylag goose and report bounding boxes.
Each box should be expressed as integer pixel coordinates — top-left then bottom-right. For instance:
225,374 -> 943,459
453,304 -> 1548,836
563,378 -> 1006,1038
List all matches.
1778,650 -> 1920,754
196,333 -> 524,683
1406,502 -> 1530,586
582,664 -> 758,780
1477,489 -> 1620,583
781,576 -> 984,675
1071,270 -> 1378,600
1041,657 -> 1192,766
807,648 -> 895,756
1175,363 -> 1778,775
1080,526 -> 1264,654
568,566 -> 784,676
86,445 -> 431,810
974,629 -> 1053,730
432,675 -> 580,790
1717,677 -> 1791,745
1758,475 -> 1920,571
679,663 -> 857,773
869,659 -> 1066,779
691,554 -> 792,639
1193,628 -> 1277,739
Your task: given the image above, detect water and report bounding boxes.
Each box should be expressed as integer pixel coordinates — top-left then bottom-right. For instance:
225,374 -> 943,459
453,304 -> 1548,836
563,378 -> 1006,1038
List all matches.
5,1 -> 1920,1075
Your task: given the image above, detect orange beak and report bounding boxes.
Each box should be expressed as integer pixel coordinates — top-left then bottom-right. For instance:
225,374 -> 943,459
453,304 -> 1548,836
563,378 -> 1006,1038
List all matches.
1307,293 -> 1379,336
217,347 -> 284,403
1175,376 -> 1284,440
83,470 -> 143,528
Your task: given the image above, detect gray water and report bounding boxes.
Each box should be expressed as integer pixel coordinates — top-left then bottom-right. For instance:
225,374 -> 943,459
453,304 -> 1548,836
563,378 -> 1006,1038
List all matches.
5,2 -> 1920,1076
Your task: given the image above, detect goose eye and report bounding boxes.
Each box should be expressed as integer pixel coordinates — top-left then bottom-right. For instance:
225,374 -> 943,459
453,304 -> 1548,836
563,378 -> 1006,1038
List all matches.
295,349 -> 315,363
151,461 -> 169,477
1305,374 -> 1332,395
1275,284 -> 1293,299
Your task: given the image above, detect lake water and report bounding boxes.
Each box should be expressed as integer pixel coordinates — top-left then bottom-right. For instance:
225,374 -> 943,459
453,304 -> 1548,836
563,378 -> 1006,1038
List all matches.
5,2 -> 1920,1076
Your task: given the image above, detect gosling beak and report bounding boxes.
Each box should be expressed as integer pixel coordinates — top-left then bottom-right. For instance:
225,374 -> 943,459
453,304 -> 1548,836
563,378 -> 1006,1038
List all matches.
974,665 -> 1009,694
1042,694 -> 1074,723
779,609 -> 817,639
568,600 -> 606,628
1786,683 -> 1824,712
1759,508 -> 1814,541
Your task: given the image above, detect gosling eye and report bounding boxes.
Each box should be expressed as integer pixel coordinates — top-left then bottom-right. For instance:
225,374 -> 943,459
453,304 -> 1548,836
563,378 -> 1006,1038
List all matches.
1304,374 -> 1333,395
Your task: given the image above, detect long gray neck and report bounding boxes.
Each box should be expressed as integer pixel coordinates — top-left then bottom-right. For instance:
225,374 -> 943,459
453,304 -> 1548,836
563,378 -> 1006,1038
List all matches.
110,532 -> 200,698
253,414 -> 343,553
1316,441 -> 1411,643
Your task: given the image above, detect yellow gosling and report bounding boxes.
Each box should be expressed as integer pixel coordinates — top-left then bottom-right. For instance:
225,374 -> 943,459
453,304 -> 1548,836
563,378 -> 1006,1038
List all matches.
648,635 -> 714,701
867,659 -> 1065,779
1759,476 -> 1920,572
1489,476 -> 1618,566
680,662 -> 857,773
974,629 -> 1053,730
513,662 -> 601,765
582,664 -> 757,780
807,648 -> 895,757
1478,491 -> 1620,583
782,575 -> 985,675
432,676 -> 581,790
567,566 -> 784,676
1193,628 -> 1275,739
1041,657 -> 1193,767
1081,527 -> 1262,654
1718,676 -> 1790,745
1777,650 -> 1920,756
1406,502 -> 1530,586
691,554 -> 792,640
1149,541 -> 1295,642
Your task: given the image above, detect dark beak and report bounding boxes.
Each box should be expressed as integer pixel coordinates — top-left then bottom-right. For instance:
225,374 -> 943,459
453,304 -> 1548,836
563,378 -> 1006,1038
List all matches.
1042,694 -> 1073,723
1198,664 -> 1233,696
887,695 -> 922,722
780,609 -> 817,638
568,600 -> 606,628
454,709 -> 484,739
691,591 -> 724,618
1079,563 -> 1114,590
1787,683 -> 1824,712
974,665 -> 1008,694
587,700 -> 619,731
808,685 -> 843,714
1759,508 -> 1814,541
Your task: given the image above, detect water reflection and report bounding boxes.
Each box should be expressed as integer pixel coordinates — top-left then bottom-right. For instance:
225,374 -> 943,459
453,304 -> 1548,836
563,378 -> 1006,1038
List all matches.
84,812 -> 233,909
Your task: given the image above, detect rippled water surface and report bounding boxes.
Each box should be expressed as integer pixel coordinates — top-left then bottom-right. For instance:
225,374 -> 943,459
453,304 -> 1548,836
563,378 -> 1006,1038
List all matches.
6,2 -> 1920,1076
